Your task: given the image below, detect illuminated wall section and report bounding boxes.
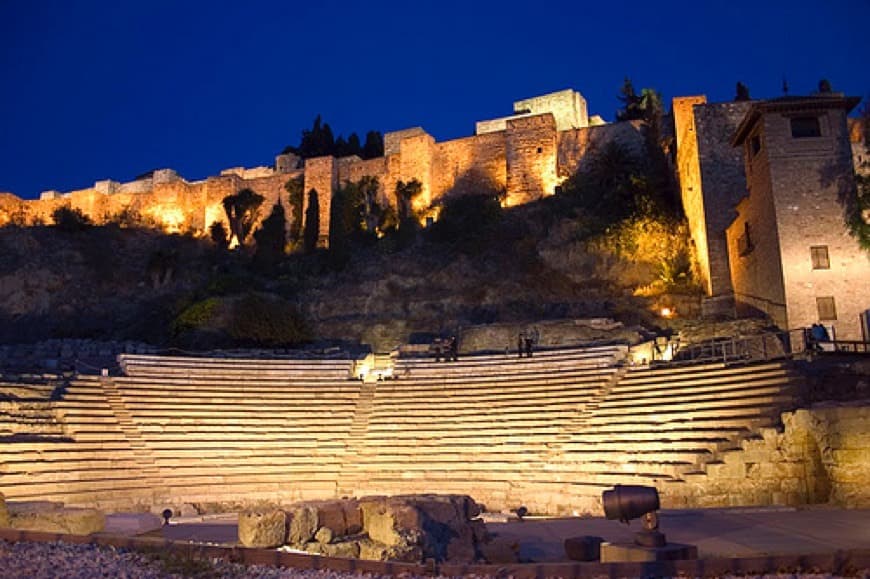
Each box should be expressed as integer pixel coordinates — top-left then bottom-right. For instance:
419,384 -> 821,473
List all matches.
505,114 -> 558,206
673,96 -> 712,294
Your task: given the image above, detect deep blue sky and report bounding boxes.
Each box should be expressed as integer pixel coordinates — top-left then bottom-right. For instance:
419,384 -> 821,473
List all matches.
1,0 -> 868,199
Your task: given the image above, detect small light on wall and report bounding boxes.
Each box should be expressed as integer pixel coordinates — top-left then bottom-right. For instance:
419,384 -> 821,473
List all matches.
660,307 -> 675,318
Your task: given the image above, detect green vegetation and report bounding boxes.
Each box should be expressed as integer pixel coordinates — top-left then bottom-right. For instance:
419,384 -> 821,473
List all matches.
845,102 -> 869,250
430,191 -> 503,253
281,115 -> 384,160
222,188 -> 264,246
285,175 -> 305,244
303,189 -> 320,253
172,297 -> 220,335
253,202 -> 287,269
51,206 -> 92,232
209,220 -> 229,250
228,293 -> 310,346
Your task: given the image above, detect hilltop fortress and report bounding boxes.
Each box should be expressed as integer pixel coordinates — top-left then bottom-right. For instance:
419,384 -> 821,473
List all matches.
1,88 -> 868,339
0,89 -> 642,244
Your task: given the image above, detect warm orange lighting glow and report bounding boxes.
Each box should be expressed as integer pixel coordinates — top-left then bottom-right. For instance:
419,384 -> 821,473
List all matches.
146,206 -> 186,233
660,307 -> 674,318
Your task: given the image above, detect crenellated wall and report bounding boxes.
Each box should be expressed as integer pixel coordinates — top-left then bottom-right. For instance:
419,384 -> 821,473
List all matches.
2,89 -> 649,244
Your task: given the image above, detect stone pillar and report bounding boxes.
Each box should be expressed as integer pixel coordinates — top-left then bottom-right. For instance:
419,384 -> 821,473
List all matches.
303,156 -> 337,249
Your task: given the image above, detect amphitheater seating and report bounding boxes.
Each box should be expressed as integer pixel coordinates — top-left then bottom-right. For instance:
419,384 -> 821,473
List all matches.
0,376 -> 156,507
118,353 -> 355,381
551,361 -> 795,486
107,373 -> 361,502
0,345 -> 798,513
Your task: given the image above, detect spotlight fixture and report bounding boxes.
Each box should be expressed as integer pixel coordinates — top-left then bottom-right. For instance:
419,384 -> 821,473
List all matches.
602,485 -> 666,548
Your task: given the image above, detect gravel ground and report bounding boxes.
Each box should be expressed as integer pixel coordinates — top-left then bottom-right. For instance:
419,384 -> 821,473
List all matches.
0,539 -> 867,579
0,540 -> 393,579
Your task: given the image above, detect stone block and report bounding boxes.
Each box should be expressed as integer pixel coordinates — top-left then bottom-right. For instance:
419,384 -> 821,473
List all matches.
315,526 -> 333,544
564,535 -> 603,561
358,538 -> 422,562
322,540 -> 361,558
342,499 -> 363,534
238,510 -> 287,549
287,504 -> 318,545
11,504 -> 105,535
480,536 -> 520,563
600,541 -> 698,563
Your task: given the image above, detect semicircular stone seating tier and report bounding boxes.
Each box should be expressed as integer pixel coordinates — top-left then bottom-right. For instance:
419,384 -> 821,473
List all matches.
0,346 -> 797,514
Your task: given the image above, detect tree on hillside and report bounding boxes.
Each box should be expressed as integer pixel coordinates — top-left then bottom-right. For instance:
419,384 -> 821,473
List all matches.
253,202 -> 287,269
284,176 -> 305,243
281,117 -> 383,160
362,131 -> 384,159
222,188 -> 264,246
395,179 -> 423,223
616,77 -> 644,121
303,189 -> 320,253
52,206 -> 92,232
735,82 -> 751,101
209,221 -> 229,250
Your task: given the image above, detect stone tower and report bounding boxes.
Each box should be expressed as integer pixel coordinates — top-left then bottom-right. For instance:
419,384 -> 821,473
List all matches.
727,94 -> 868,339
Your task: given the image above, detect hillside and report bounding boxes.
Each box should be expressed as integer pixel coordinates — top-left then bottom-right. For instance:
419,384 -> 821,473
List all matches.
0,196 -> 701,351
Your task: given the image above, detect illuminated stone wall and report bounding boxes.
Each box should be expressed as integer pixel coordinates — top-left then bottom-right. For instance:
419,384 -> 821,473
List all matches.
0,169 -> 300,237
505,114 -> 558,206
664,405 -> 870,508
302,156 -> 337,248
673,97 -> 754,298
728,98 -> 868,339
557,120 -> 645,178
1,90 -> 657,247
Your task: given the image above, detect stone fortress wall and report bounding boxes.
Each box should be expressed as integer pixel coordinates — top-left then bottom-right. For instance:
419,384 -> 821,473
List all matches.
0,89 -> 644,241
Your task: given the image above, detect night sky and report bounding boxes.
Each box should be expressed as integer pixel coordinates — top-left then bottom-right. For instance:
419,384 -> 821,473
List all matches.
1,0 -> 868,199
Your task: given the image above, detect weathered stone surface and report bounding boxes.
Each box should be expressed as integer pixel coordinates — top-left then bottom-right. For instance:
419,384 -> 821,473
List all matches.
358,539 -> 422,563
237,510 -> 286,548
10,504 -> 104,535
480,536 -> 520,564
287,504 -> 318,545
0,493 -> 9,527
359,494 -> 484,563
315,526 -> 333,544
322,540 -> 361,558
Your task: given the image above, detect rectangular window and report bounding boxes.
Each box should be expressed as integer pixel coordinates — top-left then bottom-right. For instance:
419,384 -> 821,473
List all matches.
810,245 -> 830,269
791,116 -> 821,138
817,296 -> 837,320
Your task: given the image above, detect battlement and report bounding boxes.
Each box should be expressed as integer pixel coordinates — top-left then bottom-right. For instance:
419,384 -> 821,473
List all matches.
476,89 -> 589,135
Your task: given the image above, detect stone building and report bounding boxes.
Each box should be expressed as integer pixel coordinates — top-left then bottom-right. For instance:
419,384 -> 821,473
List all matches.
677,92 -> 868,340
727,95 -> 868,340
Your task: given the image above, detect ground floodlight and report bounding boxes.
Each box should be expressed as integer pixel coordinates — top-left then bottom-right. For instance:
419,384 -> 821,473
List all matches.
602,485 -> 666,548
602,485 -> 660,523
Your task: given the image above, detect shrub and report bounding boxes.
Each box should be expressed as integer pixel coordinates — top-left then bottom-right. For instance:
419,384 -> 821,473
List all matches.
209,221 -> 229,250
429,192 -> 502,252
172,297 -> 220,335
52,206 -> 92,232
228,293 -> 311,346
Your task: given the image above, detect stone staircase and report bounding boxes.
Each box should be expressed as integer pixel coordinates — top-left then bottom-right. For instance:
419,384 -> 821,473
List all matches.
338,380 -> 377,495
99,377 -> 167,495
